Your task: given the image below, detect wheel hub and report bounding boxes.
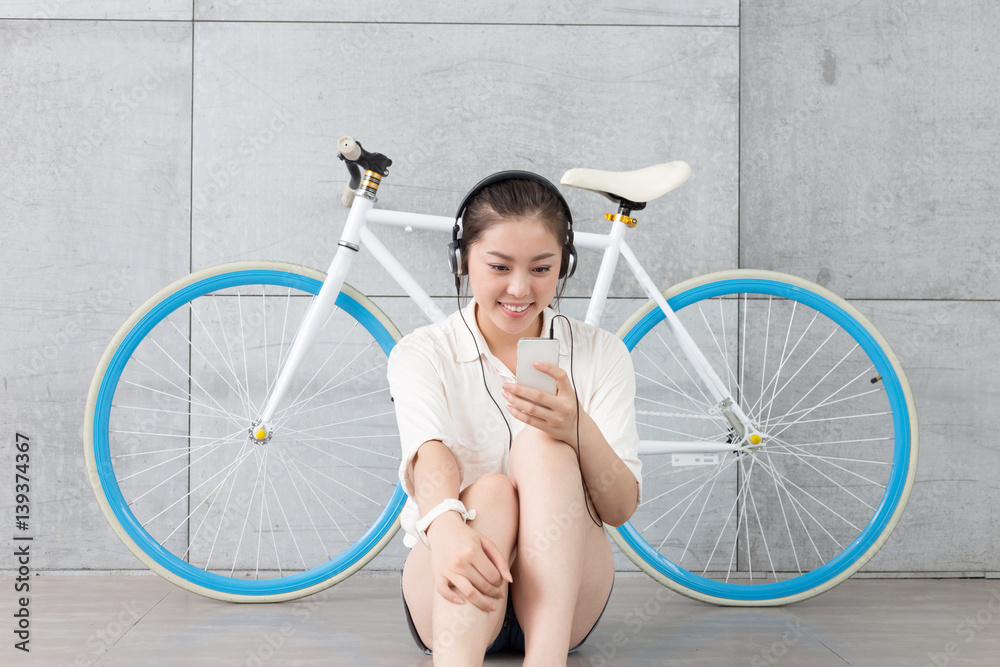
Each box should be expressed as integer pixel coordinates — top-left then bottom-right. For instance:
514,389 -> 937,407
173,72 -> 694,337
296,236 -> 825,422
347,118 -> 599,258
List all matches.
249,421 -> 272,445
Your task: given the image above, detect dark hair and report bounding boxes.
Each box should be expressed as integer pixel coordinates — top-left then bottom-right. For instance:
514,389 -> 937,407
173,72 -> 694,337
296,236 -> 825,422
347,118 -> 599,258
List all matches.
459,178 -> 572,297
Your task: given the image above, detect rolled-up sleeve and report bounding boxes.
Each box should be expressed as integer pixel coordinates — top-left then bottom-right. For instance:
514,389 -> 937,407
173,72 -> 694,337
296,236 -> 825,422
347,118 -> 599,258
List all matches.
584,334 -> 643,503
387,336 -> 459,496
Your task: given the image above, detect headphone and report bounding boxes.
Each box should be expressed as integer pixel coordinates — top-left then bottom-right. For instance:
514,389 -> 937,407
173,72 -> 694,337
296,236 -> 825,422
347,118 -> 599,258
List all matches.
449,170 -> 577,279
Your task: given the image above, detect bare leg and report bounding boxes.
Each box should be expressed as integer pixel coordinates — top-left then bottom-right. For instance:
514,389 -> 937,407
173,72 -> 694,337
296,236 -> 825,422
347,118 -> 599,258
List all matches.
509,428 -> 614,667
402,473 -> 519,666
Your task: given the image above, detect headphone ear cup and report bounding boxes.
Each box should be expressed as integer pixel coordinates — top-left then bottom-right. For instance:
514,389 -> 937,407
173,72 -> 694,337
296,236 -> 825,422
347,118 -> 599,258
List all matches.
448,239 -> 464,277
561,228 -> 577,279
562,243 -> 577,279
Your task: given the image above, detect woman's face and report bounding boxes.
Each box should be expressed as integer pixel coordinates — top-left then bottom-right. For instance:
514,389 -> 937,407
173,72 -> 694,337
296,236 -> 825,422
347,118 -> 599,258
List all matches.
467,216 -> 563,345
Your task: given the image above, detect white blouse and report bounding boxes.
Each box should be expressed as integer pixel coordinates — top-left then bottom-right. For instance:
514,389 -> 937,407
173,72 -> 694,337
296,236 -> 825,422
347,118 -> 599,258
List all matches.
387,300 -> 642,547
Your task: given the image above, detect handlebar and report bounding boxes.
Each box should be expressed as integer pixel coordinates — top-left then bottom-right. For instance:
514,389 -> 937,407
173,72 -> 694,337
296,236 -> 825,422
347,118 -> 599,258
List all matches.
337,136 -> 392,207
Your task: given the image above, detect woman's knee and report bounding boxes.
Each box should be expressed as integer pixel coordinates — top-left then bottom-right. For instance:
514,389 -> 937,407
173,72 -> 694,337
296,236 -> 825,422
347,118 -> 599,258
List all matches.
461,473 -> 519,542
462,472 -> 517,506
508,428 -> 579,482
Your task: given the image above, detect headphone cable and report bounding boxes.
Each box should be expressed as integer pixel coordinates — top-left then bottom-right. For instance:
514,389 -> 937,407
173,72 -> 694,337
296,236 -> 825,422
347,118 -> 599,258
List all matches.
456,276 -> 514,452
551,315 -> 603,528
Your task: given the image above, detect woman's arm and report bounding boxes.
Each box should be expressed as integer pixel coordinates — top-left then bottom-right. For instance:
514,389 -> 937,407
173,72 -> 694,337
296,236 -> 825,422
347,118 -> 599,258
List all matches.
568,408 -> 639,527
410,440 -> 512,610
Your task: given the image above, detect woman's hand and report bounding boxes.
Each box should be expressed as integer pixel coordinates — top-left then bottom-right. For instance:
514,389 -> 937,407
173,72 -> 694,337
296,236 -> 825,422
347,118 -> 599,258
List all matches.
502,361 -> 587,450
427,512 -> 513,612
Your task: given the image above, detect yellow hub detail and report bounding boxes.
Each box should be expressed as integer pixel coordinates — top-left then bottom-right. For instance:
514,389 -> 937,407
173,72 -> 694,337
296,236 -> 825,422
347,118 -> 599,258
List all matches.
749,434 -> 762,445
255,428 -> 267,441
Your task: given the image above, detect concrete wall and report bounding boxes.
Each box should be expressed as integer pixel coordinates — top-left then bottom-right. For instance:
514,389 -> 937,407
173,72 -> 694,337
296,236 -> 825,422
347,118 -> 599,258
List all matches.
0,1 -> 995,577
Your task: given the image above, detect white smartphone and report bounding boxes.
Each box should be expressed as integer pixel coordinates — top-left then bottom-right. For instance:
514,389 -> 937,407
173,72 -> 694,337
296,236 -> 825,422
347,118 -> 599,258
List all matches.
516,337 -> 560,395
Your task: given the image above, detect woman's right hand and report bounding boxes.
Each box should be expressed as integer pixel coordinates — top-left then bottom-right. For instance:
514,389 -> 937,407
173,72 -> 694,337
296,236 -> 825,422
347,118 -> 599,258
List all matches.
426,512 -> 513,612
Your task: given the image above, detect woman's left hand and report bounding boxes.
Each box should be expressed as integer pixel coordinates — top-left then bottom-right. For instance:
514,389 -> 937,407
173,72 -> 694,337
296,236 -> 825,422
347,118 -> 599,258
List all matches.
502,361 -> 585,450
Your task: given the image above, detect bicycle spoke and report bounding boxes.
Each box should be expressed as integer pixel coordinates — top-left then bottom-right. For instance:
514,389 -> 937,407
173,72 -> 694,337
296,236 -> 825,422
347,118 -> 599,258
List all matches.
272,344 -> 384,428
283,455 -> 352,544
635,420 -> 724,442
754,329 -> 845,425
676,459 -> 728,565
228,453 -> 264,576
263,286 -> 296,401
743,456 -> 778,581
644,456 -> 739,537
762,386 -> 884,425
267,306 -> 348,423
114,428 -> 244,482
769,441 -> 886,496
652,328 -> 716,409
274,376 -> 390,422
762,300 -> 797,428
183,442 -> 254,559
119,378 -> 243,426
274,448 -> 323,567
213,294 -> 254,421
236,288 -> 258,418
290,438 -> 397,486
696,300 -> 739,397
750,308 -> 820,418
132,352 -> 246,430
760,457 -> 860,535
763,448 -> 802,574
178,313 -> 254,421
273,427 -> 398,459
140,437 -> 253,533
764,364 -> 877,443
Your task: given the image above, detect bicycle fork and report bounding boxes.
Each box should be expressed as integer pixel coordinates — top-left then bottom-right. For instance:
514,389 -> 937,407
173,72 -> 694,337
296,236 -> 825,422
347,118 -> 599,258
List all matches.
249,193 -> 377,443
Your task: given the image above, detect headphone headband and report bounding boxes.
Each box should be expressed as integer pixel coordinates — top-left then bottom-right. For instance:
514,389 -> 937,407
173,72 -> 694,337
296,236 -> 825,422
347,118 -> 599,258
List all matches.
449,170 -> 577,278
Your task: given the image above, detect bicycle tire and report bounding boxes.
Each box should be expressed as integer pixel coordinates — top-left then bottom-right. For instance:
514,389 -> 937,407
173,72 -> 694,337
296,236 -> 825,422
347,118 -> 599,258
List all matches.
84,260 -> 405,602
612,269 -> 918,606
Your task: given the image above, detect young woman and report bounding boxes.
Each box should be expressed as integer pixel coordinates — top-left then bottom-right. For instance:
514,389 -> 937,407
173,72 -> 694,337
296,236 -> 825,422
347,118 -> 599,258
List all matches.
388,172 -> 642,666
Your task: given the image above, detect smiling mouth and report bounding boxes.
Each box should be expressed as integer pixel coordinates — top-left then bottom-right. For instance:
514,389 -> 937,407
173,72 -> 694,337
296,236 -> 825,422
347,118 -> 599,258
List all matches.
501,303 -> 531,313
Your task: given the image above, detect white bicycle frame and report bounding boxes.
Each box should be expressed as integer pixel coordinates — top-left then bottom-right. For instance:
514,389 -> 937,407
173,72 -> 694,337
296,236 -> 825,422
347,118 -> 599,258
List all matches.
254,190 -> 759,455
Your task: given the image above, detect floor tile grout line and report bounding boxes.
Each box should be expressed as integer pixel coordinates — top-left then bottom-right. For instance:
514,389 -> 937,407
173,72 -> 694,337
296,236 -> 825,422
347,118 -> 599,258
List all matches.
93,587 -> 174,660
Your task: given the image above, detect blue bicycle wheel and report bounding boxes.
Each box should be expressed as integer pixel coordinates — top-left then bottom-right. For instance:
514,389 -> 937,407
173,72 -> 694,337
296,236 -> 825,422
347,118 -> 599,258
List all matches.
84,261 -> 405,601
612,270 -> 918,606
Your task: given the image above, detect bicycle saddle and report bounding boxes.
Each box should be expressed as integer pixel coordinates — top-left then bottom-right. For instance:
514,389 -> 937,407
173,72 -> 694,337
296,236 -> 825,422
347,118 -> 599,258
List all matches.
560,161 -> 691,205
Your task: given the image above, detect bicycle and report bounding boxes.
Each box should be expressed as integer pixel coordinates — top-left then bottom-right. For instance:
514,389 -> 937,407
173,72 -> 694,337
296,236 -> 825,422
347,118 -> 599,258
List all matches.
83,137 -> 918,606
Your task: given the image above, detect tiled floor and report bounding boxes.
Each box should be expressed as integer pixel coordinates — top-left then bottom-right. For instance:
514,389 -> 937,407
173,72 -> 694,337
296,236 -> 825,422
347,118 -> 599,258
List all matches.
3,573 -> 999,666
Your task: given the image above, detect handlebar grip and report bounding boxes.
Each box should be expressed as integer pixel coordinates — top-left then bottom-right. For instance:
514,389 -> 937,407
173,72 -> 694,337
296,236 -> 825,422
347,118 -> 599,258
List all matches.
338,136 -> 362,161
342,182 -> 356,207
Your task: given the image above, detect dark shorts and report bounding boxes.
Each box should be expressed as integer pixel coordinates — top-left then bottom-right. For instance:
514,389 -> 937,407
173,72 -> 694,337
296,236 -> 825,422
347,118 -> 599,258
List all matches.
401,571 -> 613,655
